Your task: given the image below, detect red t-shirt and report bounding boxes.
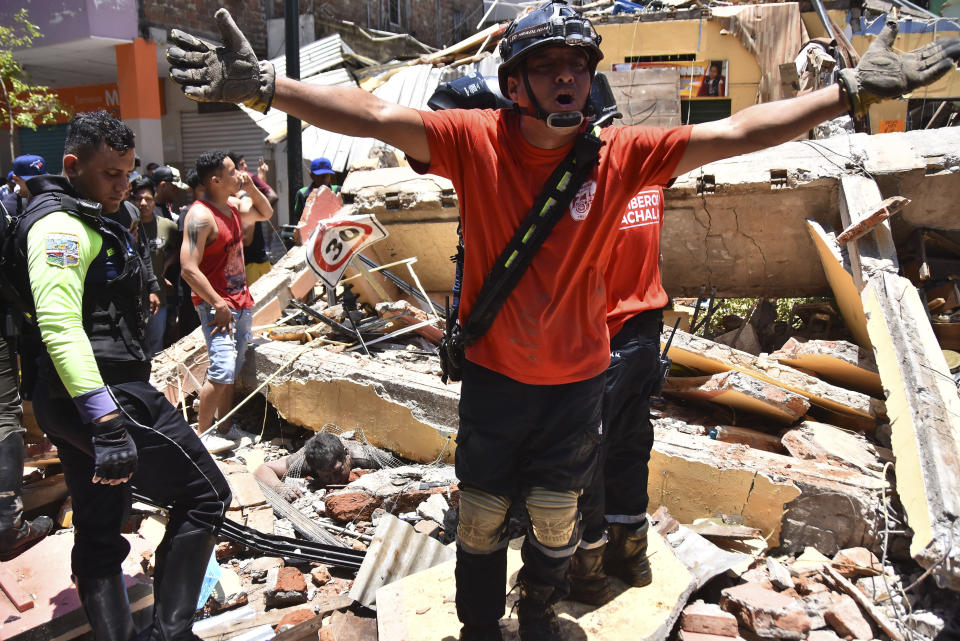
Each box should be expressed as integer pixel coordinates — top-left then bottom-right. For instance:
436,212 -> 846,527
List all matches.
413,109 -> 691,385
605,186 -> 668,337
190,200 -> 254,310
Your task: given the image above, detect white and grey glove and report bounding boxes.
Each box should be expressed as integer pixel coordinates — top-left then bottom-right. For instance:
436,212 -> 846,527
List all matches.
167,9 -> 275,113
838,18 -> 960,119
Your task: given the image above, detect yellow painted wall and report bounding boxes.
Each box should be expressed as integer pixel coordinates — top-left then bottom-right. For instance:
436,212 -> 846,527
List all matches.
800,9 -> 847,40
596,20 -> 761,114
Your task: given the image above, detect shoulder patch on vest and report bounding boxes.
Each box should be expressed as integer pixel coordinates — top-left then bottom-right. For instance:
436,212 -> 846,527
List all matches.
45,232 -> 81,268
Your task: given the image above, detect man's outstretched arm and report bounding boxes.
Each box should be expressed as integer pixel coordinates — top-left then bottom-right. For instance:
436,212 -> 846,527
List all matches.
167,9 -> 430,164
674,18 -> 960,177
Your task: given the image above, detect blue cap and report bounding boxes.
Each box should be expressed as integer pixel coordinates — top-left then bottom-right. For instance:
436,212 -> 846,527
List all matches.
310,157 -> 334,175
13,155 -> 46,178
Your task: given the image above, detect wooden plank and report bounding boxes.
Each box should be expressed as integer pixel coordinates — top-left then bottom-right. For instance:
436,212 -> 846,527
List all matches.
839,176 -> 960,590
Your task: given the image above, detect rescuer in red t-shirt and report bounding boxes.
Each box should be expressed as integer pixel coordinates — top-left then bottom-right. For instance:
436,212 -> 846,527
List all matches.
168,5 -> 960,638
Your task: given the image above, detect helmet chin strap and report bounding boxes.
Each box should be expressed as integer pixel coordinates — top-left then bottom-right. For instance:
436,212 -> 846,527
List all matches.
519,65 -> 586,131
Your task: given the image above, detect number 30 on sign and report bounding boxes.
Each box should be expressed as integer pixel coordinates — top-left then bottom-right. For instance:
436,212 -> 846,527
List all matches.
305,214 -> 388,289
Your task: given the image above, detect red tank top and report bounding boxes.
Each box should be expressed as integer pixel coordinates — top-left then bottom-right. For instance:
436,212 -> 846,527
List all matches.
190,200 -> 254,310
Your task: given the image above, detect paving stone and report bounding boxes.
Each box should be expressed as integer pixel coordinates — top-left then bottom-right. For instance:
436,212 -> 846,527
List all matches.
265,566 -> 309,609
720,582 -> 811,640
682,600 -> 740,637
825,594 -> 873,640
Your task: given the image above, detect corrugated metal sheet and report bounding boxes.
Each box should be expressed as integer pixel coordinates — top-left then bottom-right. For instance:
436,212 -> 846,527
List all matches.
270,33 -> 351,79
299,57 -> 501,171
348,513 -> 455,608
180,111 -> 270,169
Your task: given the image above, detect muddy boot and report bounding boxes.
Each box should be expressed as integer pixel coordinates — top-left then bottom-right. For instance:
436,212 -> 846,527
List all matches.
0,433 -> 53,561
76,574 -> 137,641
567,541 -> 615,605
456,545 -> 506,641
144,529 -> 215,641
516,573 -> 562,641
604,519 -> 652,587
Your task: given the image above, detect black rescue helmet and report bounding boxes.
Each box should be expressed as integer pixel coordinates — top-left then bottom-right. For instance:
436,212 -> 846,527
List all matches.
497,1 -> 603,97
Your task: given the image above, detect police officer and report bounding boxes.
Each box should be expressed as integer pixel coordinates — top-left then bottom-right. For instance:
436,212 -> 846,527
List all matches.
11,110 -> 231,641
0,202 -> 53,560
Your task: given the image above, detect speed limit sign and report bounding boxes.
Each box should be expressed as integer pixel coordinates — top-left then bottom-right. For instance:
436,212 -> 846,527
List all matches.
305,214 -> 388,288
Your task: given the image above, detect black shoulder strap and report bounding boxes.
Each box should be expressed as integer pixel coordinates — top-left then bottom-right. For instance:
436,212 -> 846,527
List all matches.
460,127 -> 604,345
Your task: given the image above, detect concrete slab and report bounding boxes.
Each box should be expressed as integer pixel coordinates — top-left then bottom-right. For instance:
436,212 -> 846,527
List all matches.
781,421 -> 887,476
661,328 -> 884,421
663,371 -> 810,424
0,534 -> 154,641
376,529 -> 695,641
770,337 -> 882,397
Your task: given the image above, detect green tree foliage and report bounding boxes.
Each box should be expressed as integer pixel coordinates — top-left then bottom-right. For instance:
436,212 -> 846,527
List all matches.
0,9 -> 70,160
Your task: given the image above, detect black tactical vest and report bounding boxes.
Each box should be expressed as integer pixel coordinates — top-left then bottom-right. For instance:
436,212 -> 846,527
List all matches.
12,175 -> 149,367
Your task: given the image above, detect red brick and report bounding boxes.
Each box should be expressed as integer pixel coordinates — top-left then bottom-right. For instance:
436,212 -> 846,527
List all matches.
720,582 -> 811,640
824,594 -> 873,640
682,600 -> 739,637
276,567 -> 307,593
275,609 -> 317,632
264,566 -> 309,609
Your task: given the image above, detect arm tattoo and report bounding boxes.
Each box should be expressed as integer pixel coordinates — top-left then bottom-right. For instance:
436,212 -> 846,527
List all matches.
187,218 -> 211,253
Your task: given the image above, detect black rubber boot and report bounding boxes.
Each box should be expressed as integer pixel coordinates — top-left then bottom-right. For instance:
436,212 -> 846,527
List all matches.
567,542 -> 615,605
516,571 -> 562,641
0,433 -> 53,561
456,545 -> 507,641
604,519 -> 652,587
144,528 -> 215,641
76,574 -> 137,641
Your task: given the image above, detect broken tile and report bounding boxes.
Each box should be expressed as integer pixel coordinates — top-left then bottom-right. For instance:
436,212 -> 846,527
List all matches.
824,594 -> 873,640
681,600 -> 740,637
416,492 -> 449,523
720,582 -> 811,640
414,519 -> 441,538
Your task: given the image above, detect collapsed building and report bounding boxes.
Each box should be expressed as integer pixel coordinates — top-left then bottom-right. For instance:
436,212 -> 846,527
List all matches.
5,1 -> 960,639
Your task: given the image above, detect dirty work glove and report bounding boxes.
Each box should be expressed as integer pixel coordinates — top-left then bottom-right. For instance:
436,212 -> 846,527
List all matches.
167,9 -> 275,113
91,415 -> 138,482
273,483 -> 302,503
838,18 -> 960,119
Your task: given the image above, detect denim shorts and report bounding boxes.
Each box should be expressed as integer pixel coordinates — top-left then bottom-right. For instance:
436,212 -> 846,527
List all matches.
196,302 -> 253,384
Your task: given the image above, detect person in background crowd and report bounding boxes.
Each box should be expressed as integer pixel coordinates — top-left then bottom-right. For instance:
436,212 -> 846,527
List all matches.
2,155 -> 47,217
152,165 -> 188,221
145,161 -> 159,178
292,157 -> 339,225
131,177 -> 180,358
227,152 -> 276,285
180,151 -> 272,449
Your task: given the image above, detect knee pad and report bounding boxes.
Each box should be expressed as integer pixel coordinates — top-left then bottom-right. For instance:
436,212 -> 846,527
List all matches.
457,487 -> 511,554
525,487 -> 580,551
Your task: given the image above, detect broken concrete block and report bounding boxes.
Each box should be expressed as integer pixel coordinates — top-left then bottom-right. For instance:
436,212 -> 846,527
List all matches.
414,519 -> 441,538
807,630 -> 843,641
248,557 -> 284,583
720,582 -> 811,640
770,338 -> 882,397
781,422 -> 887,476
275,608 -> 317,632
326,465 -> 459,523
650,427 -> 887,554
225,471 -> 267,510
790,548 -> 832,575
416,492 -> 448,523
855,574 -> 892,602
661,328 -> 884,421
710,425 -> 785,454
207,566 -> 248,614
766,558 -> 795,591
243,341 -> 459,464
832,547 -> 882,577
714,324 -> 763,355
824,594 -> 873,640
376,526 -> 695,641
320,610 -> 379,641
264,566 -> 309,609
681,600 -> 740,637
740,568 -> 774,591
311,564 -> 332,586
663,371 -> 810,424
800,590 -> 837,630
